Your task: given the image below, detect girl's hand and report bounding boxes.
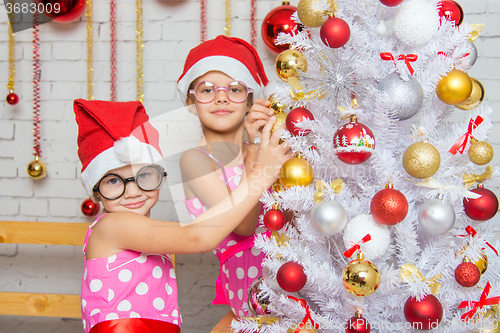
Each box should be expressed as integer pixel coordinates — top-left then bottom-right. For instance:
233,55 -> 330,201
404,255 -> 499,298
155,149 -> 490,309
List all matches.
244,98 -> 274,146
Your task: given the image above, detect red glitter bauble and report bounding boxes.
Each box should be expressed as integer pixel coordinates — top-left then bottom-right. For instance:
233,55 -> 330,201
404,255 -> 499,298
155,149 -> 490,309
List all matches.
81,198 -> 101,217
404,295 -> 443,330
38,0 -> 87,23
346,315 -> 371,333
320,17 -> 350,48
261,4 -> 303,54
6,92 -> 19,105
286,107 -> 314,136
463,186 -> 499,221
455,262 -> 481,287
370,188 -> 408,225
263,208 -> 286,231
437,0 -> 464,26
333,117 -> 375,164
379,0 -> 404,6
276,262 -> 307,293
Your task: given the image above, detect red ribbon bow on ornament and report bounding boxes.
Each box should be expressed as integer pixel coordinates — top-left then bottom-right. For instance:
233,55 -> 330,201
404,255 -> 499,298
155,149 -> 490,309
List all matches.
458,282 -> 500,322
380,52 -> 418,75
287,296 -> 319,333
344,234 -> 371,258
456,225 -> 499,256
449,116 -> 484,155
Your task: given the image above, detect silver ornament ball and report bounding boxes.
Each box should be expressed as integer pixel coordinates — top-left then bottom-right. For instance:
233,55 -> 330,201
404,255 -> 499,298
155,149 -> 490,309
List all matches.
262,266 -> 282,291
310,200 -> 347,236
418,199 -> 456,235
378,73 -> 424,120
458,40 -> 478,70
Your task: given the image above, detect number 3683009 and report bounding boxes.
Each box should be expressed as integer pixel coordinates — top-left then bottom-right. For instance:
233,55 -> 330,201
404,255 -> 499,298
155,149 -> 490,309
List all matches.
6,2 -> 61,14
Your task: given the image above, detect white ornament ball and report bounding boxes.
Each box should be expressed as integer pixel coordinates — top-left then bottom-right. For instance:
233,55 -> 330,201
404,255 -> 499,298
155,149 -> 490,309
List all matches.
393,0 -> 440,47
310,200 -> 347,236
418,199 -> 455,235
343,214 -> 390,260
376,20 -> 387,34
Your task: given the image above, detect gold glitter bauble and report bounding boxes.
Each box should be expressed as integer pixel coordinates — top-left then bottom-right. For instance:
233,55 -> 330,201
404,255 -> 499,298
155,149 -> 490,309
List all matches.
275,49 -> 308,82
456,77 -> 485,110
403,141 -> 441,179
268,94 -> 286,113
455,247 -> 488,275
436,69 -> 473,105
469,139 -> 494,165
342,258 -> 380,296
27,158 -> 47,180
279,156 -> 314,187
297,0 -> 328,27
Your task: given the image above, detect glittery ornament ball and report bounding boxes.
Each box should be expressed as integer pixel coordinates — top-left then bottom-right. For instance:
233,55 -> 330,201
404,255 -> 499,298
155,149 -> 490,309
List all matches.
377,73 -> 424,120
393,0 -> 440,46
297,0 -> 328,27
403,142 -> 441,179
468,140 -> 494,165
343,214 -> 390,260
370,188 -> 409,225
455,262 -> 481,287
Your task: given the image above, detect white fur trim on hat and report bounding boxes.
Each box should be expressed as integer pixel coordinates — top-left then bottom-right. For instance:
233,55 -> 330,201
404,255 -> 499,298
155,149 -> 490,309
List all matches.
177,56 -> 262,104
81,137 -> 166,198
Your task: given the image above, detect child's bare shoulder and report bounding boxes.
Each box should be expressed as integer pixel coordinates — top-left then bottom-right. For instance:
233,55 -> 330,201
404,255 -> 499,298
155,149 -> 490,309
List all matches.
179,148 -> 215,179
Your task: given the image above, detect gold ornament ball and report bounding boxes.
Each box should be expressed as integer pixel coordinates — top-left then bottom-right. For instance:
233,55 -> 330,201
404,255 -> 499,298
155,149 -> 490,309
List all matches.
436,69 -> 473,105
279,156 -> 314,187
475,253 -> 489,275
275,49 -> 308,82
27,159 -> 47,180
456,77 -> 485,110
342,259 -> 381,296
468,140 -> 494,165
403,142 -> 441,179
297,0 -> 328,27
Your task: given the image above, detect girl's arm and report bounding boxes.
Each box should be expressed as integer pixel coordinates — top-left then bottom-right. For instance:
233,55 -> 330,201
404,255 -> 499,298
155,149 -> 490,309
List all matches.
87,118 -> 292,257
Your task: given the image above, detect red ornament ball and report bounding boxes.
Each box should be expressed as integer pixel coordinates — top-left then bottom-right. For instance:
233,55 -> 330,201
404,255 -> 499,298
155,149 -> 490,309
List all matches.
261,4 -> 303,54
320,17 -> 350,48
276,262 -> 307,293
286,107 -> 314,136
346,315 -> 371,333
6,92 -> 19,105
40,0 -> 87,23
379,0 -> 404,6
404,294 -> 443,330
463,186 -> 499,221
81,198 -> 100,217
263,208 -> 286,231
437,0 -> 464,26
333,117 -> 375,165
455,262 -> 481,287
370,188 -> 408,225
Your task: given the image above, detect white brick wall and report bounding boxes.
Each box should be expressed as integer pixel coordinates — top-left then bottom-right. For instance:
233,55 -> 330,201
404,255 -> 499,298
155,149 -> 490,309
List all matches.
0,0 -> 498,332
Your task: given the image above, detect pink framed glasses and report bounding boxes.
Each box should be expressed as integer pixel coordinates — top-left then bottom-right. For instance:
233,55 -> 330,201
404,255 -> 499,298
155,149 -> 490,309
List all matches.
189,81 -> 252,104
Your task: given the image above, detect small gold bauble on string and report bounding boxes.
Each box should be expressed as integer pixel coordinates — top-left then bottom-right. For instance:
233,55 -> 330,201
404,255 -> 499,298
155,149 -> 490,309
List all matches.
403,141 -> 441,179
268,94 -> 287,114
275,49 -> 308,82
297,0 -> 336,27
27,156 -> 47,180
436,69 -> 473,105
468,138 -> 494,165
279,153 -> 314,188
456,77 -> 485,110
342,252 -> 380,297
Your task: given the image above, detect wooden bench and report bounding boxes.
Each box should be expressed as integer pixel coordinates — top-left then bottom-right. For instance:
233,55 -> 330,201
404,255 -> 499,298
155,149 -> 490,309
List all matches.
211,310 -> 237,333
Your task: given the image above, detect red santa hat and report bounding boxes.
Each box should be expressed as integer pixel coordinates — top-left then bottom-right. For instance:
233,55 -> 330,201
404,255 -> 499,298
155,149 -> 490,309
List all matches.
177,35 -> 269,103
74,99 -> 165,199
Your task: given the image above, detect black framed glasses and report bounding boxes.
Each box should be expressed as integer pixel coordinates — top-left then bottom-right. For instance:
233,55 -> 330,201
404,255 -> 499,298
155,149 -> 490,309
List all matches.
93,165 -> 167,200
188,81 -> 252,104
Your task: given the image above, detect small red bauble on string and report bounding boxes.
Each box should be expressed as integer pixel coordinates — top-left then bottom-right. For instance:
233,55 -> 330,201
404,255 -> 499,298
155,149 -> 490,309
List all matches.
320,16 -> 350,48
437,0 -> 464,26
264,203 -> 287,231
455,260 -> 481,287
261,1 -> 303,54
277,262 -> 307,293
333,115 -> 375,165
346,310 -> 371,333
39,0 -> 87,23
370,182 -> 408,226
463,184 -> 499,221
286,107 -> 314,136
379,0 -> 404,6
6,91 -> 19,105
81,198 -> 101,217
404,294 -> 443,330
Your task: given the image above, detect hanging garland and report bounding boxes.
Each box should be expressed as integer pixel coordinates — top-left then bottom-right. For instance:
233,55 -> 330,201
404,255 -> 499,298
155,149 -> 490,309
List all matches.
225,0 -> 231,36
136,0 -> 144,102
201,0 -> 207,42
110,0 -> 117,101
6,20 -> 18,105
250,0 -> 257,48
86,0 -> 94,100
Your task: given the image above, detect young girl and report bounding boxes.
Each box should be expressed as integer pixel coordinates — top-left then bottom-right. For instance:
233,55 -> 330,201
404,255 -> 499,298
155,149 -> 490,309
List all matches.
74,98 -> 290,333
177,35 -> 275,317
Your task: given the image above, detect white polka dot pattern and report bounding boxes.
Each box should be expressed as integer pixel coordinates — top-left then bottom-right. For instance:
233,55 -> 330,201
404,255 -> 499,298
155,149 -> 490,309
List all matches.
118,269 -> 132,282
135,282 -> 148,295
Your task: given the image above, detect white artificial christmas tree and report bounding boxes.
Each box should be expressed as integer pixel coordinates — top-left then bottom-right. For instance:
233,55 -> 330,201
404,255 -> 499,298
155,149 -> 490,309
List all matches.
232,0 -> 500,332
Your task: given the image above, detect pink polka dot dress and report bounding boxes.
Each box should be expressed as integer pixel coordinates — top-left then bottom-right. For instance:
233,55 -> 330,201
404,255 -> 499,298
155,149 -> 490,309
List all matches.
184,150 -> 267,318
81,215 -> 181,332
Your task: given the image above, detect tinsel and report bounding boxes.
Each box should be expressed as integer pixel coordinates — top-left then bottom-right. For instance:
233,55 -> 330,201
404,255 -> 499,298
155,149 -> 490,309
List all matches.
7,21 -> 15,93
250,0 -> 257,48
110,0 -> 117,101
136,0 -> 144,102
32,12 -> 42,158
225,0 -> 231,36
200,0 -> 207,42
86,0 -> 94,100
